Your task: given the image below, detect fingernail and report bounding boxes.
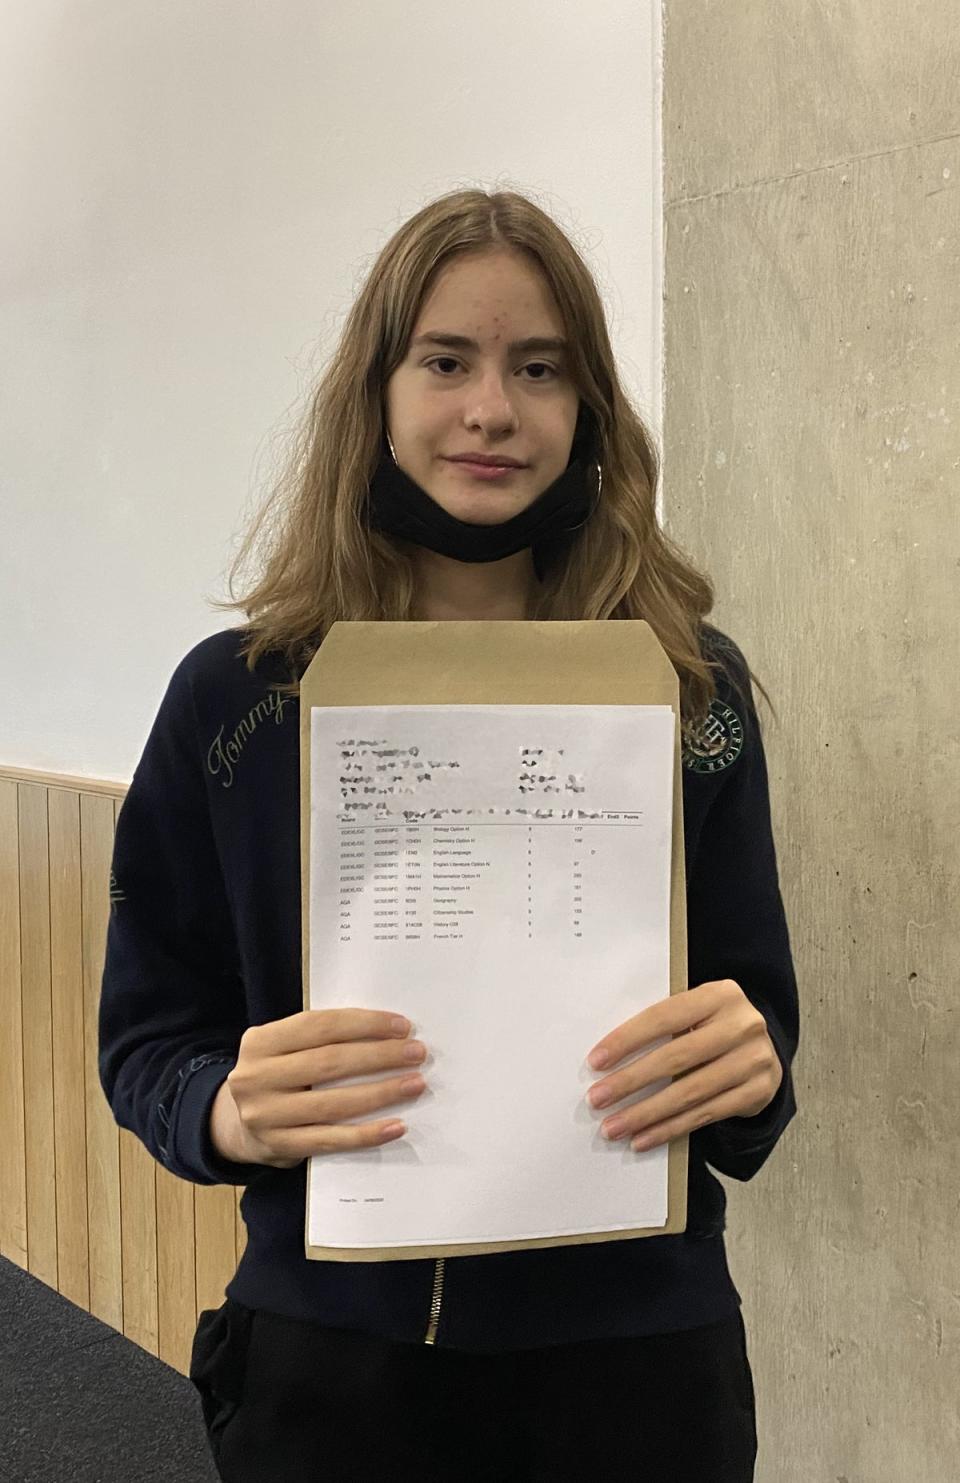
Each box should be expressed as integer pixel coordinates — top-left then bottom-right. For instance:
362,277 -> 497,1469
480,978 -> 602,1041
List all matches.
391,1016 -> 410,1035
588,1086 -> 612,1108
603,1117 -> 627,1140
589,1049 -> 610,1069
401,1075 -> 425,1094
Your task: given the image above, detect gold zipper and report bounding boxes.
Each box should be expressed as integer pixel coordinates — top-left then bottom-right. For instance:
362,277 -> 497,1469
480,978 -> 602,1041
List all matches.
423,1257 -> 446,1345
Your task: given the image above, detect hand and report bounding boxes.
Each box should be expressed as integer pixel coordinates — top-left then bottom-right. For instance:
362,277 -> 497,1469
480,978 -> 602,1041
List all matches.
212,1009 -> 428,1168
585,979 -> 783,1152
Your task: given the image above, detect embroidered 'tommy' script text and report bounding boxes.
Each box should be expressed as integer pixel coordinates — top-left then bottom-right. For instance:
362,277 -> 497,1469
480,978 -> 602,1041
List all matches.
207,690 -> 297,788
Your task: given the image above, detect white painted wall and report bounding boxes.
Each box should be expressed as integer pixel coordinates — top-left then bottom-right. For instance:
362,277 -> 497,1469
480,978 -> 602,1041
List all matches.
2,1 -> 662,782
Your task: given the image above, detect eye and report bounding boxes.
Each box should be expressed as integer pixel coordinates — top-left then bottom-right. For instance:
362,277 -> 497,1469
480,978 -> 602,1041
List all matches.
522,362 -> 560,382
424,357 -> 560,381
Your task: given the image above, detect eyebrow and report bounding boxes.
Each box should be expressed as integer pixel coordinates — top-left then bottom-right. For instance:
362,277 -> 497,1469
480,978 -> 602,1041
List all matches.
411,332 -> 568,356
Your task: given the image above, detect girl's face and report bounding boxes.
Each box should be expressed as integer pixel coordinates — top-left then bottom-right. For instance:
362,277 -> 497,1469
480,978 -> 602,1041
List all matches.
384,248 -> 581,526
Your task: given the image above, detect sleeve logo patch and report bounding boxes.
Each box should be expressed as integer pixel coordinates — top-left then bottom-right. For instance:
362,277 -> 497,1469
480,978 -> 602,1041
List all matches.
681,699 -> 744,774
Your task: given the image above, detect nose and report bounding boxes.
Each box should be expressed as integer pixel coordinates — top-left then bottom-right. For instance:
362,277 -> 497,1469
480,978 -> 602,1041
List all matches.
464,370 -> 519,435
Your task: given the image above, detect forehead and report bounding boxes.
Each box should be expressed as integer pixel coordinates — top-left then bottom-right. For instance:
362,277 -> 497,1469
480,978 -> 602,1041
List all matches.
413,249 -> 563,336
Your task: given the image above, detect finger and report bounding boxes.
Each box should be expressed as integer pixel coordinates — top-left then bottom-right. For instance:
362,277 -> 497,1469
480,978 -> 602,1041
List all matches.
587,1020 -> 727,1107
587,982 -> 730,1070
255,1009 -> 412,1056
271,1116 -> 410,1161
627,1085 -> 753,1151
599,1054 -> 757,1143
587,1000 -> 689,1071
274,1037 -> 428,1089
273,1073 -> 426,1128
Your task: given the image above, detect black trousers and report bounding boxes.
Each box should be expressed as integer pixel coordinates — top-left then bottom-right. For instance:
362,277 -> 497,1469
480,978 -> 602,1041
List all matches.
190,1297 -> 757,1482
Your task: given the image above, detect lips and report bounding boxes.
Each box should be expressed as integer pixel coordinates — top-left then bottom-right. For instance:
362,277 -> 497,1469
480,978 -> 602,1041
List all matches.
445,455 -> 526,469
447,459 -> 521,481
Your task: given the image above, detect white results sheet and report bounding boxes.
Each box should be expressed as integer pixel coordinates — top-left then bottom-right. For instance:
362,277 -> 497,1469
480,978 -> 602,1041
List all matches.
306,704 -> 677,1253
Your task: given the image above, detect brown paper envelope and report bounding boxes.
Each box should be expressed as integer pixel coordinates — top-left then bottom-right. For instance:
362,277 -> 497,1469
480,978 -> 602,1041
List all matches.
300,619 -> 688,1262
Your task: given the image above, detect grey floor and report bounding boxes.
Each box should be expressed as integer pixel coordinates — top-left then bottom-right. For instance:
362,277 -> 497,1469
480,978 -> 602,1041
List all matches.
0,1256 -> 218,1483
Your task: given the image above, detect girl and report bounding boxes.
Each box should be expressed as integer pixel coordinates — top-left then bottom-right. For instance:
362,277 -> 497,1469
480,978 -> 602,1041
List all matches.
99,188 -> 798,1482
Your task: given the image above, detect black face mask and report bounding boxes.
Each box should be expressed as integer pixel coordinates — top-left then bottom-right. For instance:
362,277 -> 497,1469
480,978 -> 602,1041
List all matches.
364,407 -> 602,582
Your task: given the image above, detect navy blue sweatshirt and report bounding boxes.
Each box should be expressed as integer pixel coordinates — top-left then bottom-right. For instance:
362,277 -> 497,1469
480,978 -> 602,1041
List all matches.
99,623 -> 799,1352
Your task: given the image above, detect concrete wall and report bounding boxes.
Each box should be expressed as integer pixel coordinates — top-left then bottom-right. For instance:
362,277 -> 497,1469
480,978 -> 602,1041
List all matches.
661,6 -> 960,1479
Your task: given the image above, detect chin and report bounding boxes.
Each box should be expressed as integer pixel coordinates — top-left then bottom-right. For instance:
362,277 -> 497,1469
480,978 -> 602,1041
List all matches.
430,467 -> 546,524
434,493 -> 536,526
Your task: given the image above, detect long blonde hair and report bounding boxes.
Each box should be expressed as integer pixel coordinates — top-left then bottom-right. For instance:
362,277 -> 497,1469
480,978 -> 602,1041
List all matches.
211,188 -> 773,733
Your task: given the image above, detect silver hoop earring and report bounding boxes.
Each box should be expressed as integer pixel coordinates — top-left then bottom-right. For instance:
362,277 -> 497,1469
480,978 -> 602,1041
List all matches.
560,462 -> 605,539
386,429 -> 398,464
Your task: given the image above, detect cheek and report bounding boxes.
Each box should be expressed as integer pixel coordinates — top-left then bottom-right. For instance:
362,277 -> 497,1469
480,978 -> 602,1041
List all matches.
384,370 -> 423,425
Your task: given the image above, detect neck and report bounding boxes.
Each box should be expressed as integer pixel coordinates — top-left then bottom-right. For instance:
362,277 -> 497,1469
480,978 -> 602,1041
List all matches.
411,546 -> 539,621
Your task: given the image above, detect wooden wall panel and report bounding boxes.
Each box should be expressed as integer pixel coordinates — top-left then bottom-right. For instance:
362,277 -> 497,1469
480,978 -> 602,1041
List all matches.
156,1166 -> 197,1374
235,1186 -> 247,1267
18,784 -> 58,1290
0,779 -> 27,1267
119,1127 -> 159,1356
80,791 -> 122,1331
48,788 -> 90,1311
0,767 -> 250,1379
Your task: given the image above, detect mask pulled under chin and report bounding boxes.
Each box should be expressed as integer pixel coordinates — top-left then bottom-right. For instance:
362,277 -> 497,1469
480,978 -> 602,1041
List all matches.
364,433 -> 601,582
